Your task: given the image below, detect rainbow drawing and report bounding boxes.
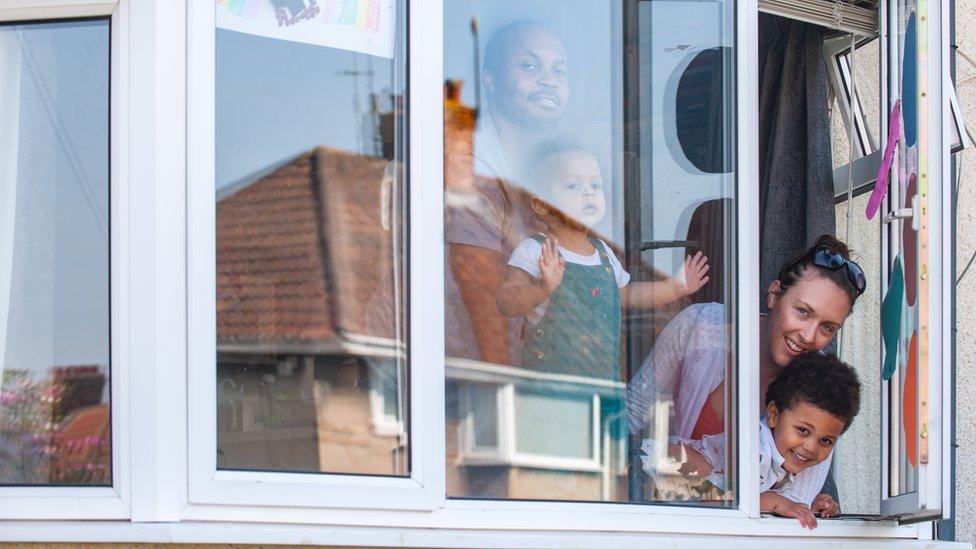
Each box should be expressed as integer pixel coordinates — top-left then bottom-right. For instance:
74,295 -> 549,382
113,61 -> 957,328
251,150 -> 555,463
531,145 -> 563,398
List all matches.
217,0 -> 262,18
321,0 -> 381,33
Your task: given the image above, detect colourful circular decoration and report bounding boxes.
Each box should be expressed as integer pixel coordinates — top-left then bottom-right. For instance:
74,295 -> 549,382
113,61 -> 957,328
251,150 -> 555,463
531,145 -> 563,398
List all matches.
904,173 -> 918,306
903,331 -> 918,468
882,255 -> 905,381
902,11 -> 918,147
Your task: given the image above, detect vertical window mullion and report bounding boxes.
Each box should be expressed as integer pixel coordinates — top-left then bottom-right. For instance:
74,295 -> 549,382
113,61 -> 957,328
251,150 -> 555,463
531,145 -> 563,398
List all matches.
127,0 -> 187,522
735,0 -> 761,519
408,0 -> 447,502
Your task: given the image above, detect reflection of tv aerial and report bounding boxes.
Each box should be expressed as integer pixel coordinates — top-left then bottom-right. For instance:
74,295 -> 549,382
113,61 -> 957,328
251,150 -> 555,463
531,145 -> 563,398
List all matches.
471,16 -> 481,121
272,0 -> 320,27
337,56 -> 378,155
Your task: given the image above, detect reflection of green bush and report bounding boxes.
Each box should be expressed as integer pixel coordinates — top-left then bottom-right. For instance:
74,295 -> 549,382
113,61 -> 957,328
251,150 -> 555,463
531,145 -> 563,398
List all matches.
0,368 -> 110,485
0,370 -> 55,484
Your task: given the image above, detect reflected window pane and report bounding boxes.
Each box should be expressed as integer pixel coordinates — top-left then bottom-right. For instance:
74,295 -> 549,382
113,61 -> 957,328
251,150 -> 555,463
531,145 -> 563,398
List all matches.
0,19 -> 111,486
215,2 -> 408,476
514,388 -> 593,460
443,0 -> 735,505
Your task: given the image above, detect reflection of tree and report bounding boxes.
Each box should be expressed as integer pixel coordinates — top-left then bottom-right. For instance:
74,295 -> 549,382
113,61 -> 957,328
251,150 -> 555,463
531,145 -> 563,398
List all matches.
0,367 -> 110,485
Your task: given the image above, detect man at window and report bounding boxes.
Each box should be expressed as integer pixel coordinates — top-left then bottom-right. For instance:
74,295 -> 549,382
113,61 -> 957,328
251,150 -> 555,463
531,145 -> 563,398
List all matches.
446,20 -> 569,366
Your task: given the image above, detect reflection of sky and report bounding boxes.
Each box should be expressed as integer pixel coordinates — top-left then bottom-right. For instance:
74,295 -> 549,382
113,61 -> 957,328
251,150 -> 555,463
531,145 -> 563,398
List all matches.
216,2 -> 736,274
216,29 -> 398,189
640,1 -> 734,273
2,19 -> 109,375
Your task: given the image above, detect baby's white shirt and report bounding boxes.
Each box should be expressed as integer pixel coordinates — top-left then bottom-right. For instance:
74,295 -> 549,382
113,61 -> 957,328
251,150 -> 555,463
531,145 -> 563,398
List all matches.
508,237 -> 630,325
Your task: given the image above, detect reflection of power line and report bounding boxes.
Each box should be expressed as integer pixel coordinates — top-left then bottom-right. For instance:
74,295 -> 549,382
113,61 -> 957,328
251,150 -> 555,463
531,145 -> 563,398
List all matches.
17,30 -> 108,243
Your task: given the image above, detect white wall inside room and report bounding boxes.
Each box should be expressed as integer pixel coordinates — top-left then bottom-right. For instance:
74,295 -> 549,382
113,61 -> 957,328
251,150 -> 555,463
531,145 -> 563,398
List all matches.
952,0 -> 976,543
833,194 -> 883,516
830,33 -> 883,517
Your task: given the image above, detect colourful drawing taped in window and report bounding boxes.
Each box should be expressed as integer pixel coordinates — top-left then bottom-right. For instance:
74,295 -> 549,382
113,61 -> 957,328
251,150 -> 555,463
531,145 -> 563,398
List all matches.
216,0 -> 396,58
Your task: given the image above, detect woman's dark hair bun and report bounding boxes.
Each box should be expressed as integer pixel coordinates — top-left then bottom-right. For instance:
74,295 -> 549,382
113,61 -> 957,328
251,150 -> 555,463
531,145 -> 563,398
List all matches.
774,234 -> 860,309
811,234 -> 851,260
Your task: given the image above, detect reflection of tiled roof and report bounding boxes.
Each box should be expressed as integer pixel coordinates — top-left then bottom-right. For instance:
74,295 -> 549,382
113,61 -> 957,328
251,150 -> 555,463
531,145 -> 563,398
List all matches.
217,147 -> 394,344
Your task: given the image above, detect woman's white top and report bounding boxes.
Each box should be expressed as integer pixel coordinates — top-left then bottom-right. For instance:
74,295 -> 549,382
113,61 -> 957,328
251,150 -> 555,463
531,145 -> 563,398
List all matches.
628,302 -> 831,506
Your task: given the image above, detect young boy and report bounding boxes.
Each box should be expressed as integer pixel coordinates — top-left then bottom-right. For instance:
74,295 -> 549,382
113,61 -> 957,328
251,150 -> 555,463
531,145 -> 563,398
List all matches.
495,140 -> 709,380
660,353 -> 861,528
759,353 -> 861,528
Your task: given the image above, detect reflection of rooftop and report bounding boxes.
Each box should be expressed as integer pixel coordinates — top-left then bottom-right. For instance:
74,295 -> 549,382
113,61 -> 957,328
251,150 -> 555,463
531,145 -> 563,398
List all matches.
217,146 -> 399,348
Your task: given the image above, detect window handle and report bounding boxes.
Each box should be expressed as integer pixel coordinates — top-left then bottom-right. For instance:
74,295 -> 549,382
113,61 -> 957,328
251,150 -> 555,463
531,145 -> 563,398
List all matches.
882,194 -> 920,231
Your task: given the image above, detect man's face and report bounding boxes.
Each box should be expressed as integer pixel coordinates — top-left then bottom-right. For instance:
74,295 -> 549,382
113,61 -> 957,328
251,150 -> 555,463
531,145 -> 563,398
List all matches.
487,27 -> 569,125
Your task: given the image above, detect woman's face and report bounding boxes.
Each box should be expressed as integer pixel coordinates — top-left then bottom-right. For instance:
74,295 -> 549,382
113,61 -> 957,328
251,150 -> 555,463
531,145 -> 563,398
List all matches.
765,272 -> 852,367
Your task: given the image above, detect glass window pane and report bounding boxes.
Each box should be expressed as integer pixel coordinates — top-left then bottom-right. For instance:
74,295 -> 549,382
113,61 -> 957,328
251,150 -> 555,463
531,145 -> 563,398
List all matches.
468,384 -> 498,449
886,0 -> 922,499
0,18 -> 110,486
830,37 -> 882,168
443,0 -> 736,505
215,0 -> 408,476
514,388 -> 592,459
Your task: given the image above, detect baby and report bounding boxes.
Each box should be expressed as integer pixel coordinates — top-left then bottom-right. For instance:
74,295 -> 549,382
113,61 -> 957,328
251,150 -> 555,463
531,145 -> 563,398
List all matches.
495,140 -> 709,380
661,353 -> 861,528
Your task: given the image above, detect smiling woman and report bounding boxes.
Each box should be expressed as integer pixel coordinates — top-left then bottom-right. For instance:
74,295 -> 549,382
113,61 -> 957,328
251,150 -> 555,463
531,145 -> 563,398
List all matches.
628,234 -> 864,507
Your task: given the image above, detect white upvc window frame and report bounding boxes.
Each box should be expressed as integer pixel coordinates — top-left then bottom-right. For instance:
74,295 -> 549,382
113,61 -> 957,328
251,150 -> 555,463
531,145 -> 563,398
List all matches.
184,0 -> 445,512
0,0 -> 949,544
878,0 -> 954,523
0,0 -> 130,521
178,0 -> 924,539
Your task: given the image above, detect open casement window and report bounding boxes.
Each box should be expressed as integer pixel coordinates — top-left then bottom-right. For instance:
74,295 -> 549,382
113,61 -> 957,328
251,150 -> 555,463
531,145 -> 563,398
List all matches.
877,0 -> 952,523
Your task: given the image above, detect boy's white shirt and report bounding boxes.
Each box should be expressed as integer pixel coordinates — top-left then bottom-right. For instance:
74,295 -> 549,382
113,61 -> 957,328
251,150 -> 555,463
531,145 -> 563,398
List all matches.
640,416 -> 832,505
758,418 -> 793,492
508,236 -> 630,325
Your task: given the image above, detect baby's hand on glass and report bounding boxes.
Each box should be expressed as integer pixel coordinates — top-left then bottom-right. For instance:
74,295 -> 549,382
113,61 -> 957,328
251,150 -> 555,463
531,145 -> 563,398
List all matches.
678,251 -> 710,297
811,493 -> 840,518
779,501 -> 818,529
538,237 -> 565,294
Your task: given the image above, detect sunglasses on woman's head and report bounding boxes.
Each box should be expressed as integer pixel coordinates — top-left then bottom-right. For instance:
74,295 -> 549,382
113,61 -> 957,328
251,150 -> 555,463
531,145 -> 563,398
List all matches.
810,247 -> 866,296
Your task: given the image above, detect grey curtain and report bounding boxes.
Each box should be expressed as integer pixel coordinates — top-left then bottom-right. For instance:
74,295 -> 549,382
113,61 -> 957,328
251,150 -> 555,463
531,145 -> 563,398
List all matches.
757,14 -> 839,503
758,13 -> 836,300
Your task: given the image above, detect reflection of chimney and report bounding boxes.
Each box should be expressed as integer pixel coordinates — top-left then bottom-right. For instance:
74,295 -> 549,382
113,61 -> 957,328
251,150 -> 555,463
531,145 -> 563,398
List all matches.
444,80 -> 476,193
377,95 -> 403,161
51,365 -> 106,423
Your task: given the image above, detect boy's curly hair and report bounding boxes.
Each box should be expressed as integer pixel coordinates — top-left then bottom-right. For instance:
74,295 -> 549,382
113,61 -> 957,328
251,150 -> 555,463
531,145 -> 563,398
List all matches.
764,353 -> 861,432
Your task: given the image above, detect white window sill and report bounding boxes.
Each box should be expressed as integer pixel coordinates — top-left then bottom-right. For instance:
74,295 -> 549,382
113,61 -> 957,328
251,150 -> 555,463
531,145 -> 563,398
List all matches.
0,519 -> 966,548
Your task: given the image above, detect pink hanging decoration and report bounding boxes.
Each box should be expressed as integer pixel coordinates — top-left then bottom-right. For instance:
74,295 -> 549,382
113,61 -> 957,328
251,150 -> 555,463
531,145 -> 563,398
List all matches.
865,100 -> 903,220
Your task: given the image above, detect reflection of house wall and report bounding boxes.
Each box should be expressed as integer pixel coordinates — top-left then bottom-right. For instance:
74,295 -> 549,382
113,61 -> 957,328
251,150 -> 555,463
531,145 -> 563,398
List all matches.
213,93 -> 649,500
216,353 -> 404,475
216,141 -> 407,475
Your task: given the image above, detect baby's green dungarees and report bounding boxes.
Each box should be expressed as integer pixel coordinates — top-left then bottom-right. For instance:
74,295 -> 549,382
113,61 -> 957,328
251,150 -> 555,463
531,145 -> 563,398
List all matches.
521,235 -> 622,381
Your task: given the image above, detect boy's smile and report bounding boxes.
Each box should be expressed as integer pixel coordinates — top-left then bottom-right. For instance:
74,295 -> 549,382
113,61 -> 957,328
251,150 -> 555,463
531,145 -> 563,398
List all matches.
766,401 -> 846,474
